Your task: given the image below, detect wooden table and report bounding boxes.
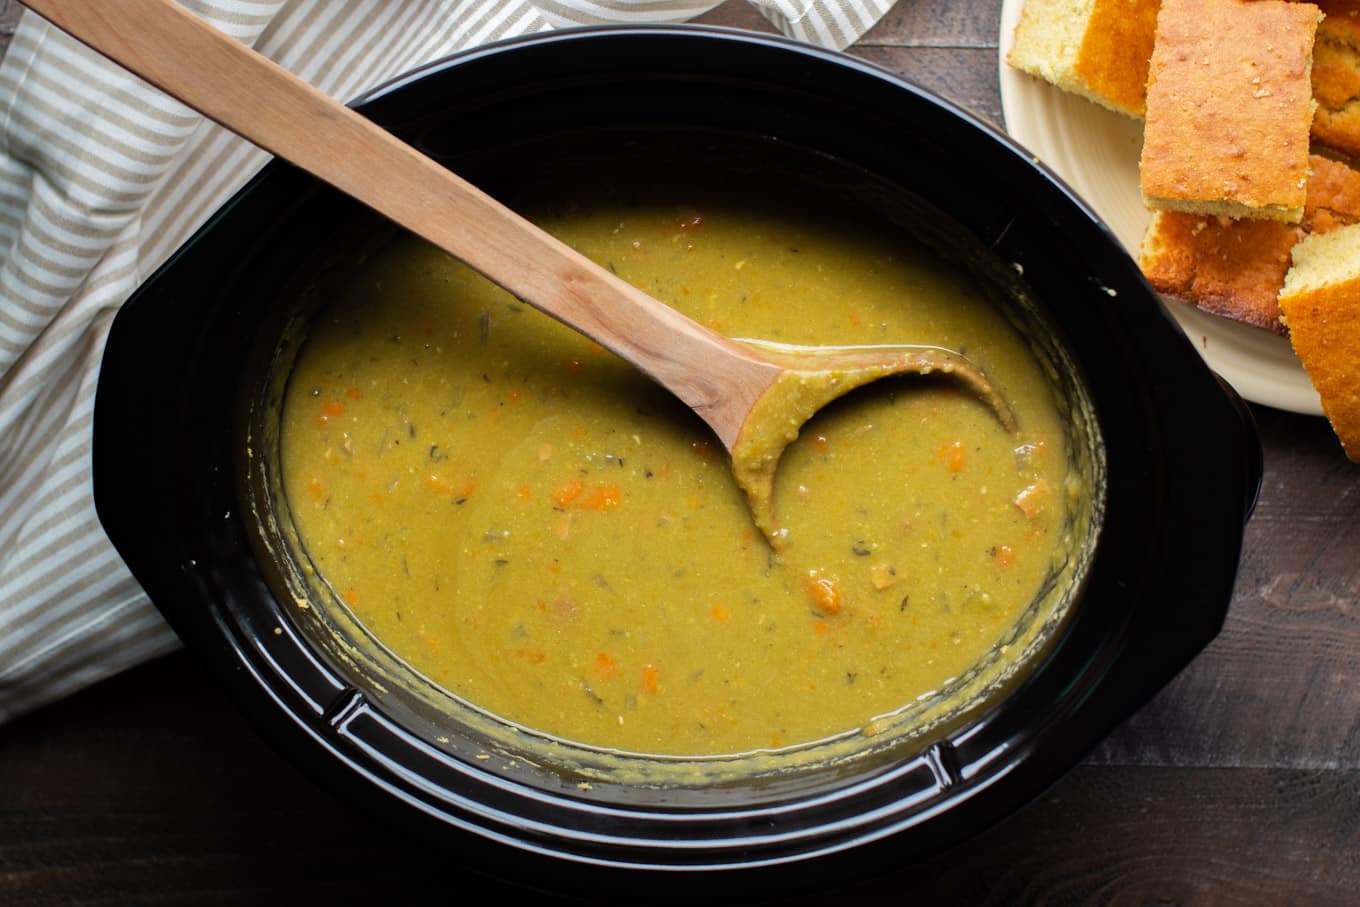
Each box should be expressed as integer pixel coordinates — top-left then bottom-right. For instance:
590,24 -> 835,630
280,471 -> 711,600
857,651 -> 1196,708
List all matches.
2,2 -> 1358,903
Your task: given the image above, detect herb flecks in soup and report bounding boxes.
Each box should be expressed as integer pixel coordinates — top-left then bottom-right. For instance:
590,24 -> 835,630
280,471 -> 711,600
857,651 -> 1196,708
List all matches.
279,178 -> 1073,757
729,341 -> 1019,547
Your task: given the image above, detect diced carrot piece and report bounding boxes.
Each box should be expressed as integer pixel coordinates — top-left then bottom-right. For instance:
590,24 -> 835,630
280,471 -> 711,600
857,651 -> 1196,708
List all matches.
805,573 -> 843,615
425,474 -> 475,500
552,478 -> 584,508
938,440 -> 966,473
641,663 -> 659,694
1014,479 -> 1052,519
581,482 -> 621,511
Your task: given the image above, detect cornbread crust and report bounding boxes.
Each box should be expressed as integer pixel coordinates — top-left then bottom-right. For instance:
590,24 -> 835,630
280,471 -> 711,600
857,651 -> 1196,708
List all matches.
1278,222 -> 1360,461
1007,0 -> 1162,118
1140,0 -> 1320,222
1303,152 -> 1360,230
1138,155 -> 1360,333
1312,0 -> 1360,158
1139,211 -> 1299,332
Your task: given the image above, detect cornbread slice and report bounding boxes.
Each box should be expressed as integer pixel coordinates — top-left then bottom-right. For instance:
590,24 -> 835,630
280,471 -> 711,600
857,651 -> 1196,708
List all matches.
1312,0 -> 1360,158
1301,151 -> 1360,232
1140,0 -> 1321,223
1138,155 -> 1360,333
1139,211 -> 1299,332
1278,222 -> 1360,460
1006,0 -> 1162,117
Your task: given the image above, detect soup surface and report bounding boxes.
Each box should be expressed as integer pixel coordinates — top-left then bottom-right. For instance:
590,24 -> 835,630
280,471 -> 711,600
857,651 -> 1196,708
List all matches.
278,171 -> 1074,757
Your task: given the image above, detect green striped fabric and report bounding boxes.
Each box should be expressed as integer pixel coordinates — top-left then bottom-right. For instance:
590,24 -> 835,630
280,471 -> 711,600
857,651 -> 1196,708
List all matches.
0,0 -> 894,723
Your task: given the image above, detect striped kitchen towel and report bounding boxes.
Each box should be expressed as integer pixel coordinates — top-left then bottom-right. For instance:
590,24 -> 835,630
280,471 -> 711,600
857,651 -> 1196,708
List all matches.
0,0 -> 896,724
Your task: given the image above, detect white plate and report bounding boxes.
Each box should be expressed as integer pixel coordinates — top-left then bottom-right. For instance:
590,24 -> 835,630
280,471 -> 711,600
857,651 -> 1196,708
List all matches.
996,0 -> 1322,415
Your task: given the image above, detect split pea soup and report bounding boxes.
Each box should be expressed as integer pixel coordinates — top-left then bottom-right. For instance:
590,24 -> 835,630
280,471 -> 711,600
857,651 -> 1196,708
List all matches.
276,170 -> 1085,758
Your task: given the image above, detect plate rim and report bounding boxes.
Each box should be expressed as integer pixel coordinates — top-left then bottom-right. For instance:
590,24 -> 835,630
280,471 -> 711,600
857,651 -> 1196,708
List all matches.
995,0 -> 1322,417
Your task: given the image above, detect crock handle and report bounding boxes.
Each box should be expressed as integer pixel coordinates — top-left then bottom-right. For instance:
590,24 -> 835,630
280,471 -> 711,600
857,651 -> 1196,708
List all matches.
1213,372 -> 1264,524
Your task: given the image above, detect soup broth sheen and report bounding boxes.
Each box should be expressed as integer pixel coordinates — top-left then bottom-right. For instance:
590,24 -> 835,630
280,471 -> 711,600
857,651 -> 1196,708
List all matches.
278,177 -> 1072,757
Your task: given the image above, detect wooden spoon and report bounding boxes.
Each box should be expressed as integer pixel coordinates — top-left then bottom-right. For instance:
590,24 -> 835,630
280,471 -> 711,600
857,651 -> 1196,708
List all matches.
24,0 -> 1015,546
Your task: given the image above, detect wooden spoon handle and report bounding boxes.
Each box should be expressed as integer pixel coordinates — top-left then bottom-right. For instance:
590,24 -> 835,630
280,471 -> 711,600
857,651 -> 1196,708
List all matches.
21,0 -> 776,446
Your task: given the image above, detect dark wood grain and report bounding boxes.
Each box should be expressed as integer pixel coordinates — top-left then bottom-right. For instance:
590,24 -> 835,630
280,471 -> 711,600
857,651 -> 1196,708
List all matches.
859,0 -> 1004,47
3,1 -> 1360,905
1091,406 -> 1360,772
853,45 -> 1005,126
4,653 -> 1359,905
